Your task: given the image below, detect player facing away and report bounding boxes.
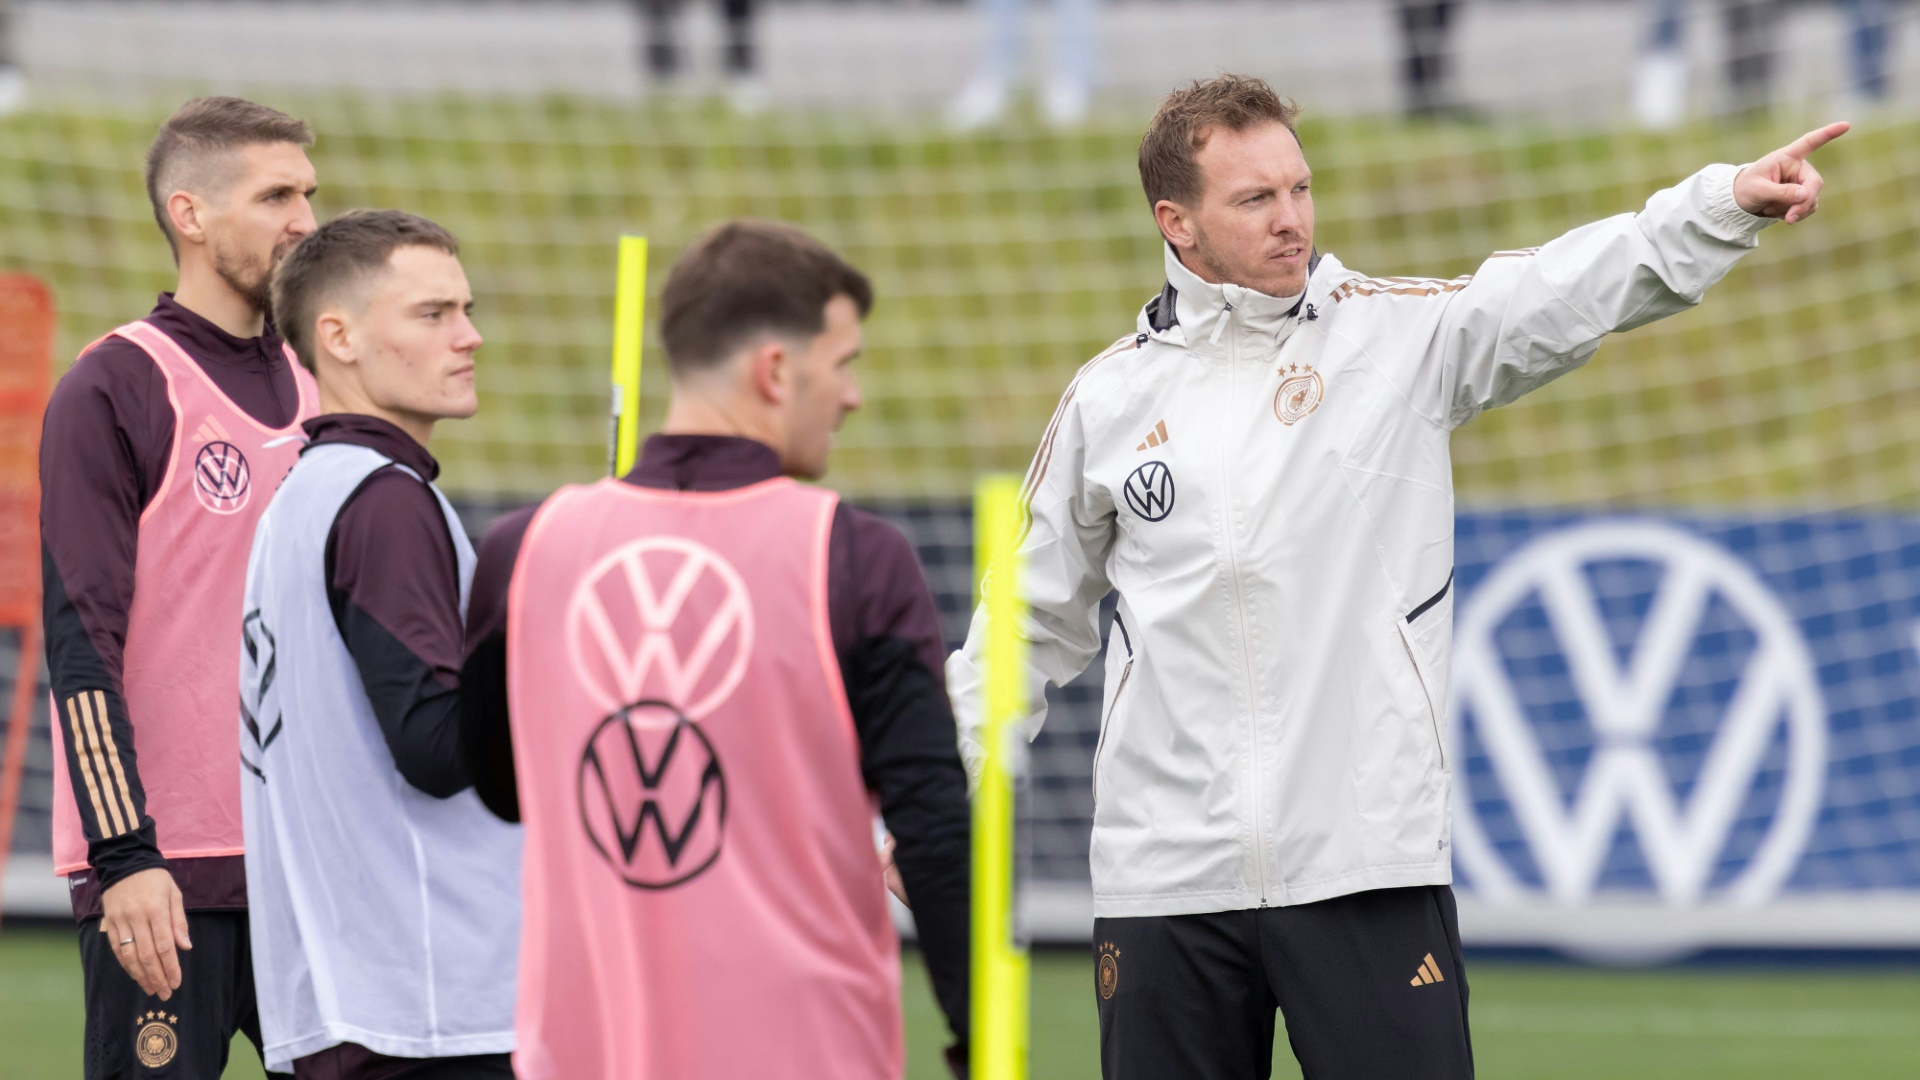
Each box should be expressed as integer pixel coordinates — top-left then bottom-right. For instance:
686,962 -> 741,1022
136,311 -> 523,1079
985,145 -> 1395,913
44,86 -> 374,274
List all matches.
40,96 -> 319,1078
458,220 -> 972,1080
239,211 -> 521,1078
946,75 -> 1846,1080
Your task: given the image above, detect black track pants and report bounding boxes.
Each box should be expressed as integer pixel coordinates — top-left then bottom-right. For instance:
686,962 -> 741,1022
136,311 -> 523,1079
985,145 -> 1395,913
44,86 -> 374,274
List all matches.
1094,885 -> 1473,1080
77,910 -> 287,1079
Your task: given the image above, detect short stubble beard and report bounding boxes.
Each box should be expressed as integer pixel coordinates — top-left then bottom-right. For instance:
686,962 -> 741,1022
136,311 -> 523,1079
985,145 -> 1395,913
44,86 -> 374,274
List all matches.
1191,222 -> 1307,300
214,234 -> 300,319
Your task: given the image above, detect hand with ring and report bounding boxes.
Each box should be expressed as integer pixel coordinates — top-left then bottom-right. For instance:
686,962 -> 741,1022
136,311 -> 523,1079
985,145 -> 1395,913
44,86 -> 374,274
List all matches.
100,867 -> 192,1001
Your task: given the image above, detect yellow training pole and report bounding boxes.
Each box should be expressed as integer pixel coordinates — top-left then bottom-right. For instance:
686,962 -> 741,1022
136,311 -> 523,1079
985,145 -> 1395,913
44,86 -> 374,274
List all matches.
972,473 -> 1030,1080
608,234 -> 649,477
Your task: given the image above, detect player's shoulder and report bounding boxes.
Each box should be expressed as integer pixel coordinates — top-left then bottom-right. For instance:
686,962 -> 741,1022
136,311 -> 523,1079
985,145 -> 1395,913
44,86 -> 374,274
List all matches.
1060,330 -> 1159,420
474,501 -> 543,573
65,327 -> 157,378
339,461 -> 441,518
493,481 -> 618,557
1325,270 -> 1475,309
833,502 -> 919,566
1315,257 -> 1477,351
45,329 -> 166,425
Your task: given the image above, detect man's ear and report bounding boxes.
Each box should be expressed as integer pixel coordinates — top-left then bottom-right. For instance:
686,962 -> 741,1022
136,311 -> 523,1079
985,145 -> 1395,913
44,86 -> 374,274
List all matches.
1154,198 -> 1196,251
167,191 -> 208,249
315,310 -> 354,370
746,339 -> 791,406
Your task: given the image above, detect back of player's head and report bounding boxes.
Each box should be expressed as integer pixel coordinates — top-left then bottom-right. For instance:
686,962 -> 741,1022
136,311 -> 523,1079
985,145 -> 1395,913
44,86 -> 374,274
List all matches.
1139,75 -> 1301,209
272,209 -> 460,372
660,220 -> 873,377
145,96 -> 314,258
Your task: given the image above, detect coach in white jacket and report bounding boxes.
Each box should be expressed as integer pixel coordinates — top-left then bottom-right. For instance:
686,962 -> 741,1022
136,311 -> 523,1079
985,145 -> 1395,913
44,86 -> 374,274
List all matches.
947,75 -> 1845,1079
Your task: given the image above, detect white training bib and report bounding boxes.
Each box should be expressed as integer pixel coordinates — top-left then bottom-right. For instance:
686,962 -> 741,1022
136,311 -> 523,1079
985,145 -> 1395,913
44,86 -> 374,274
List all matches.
239,441 -> 520,1071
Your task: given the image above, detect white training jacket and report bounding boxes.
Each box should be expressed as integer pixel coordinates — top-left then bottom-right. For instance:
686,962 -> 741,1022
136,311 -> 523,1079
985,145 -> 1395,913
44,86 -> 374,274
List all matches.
948,163 -> 1774,919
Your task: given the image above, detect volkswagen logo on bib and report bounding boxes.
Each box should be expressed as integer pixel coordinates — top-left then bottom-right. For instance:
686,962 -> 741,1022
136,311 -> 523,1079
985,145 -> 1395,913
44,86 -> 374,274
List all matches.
194,440 -> 252,514
566,537 -> 754,889
579,700 -> 727,889
1124,461 -> 1176,522
1451,519 -> 1828,958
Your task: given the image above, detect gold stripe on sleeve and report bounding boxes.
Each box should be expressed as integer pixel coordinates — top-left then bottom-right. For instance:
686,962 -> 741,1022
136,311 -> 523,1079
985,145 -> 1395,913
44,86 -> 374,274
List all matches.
88,690 -> 141,834
65,695 -> 120,839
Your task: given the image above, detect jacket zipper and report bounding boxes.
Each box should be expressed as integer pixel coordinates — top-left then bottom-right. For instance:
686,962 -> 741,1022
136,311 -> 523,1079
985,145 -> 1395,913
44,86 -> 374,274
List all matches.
1218,304 -> 1271,906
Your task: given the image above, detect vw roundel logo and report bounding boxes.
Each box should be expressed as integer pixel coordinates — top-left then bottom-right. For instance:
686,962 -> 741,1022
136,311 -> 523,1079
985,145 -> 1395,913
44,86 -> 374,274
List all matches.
579,699 -> 728,890
193,441 -> 252,514
1123,460 -> 1176,522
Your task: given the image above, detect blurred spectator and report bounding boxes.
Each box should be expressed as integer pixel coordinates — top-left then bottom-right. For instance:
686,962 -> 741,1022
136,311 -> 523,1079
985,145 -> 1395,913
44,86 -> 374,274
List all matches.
0,0 -> 23,116
1845,0 -> 1898,103
1635,0 -> 1693,127
1399,0 -> 1462,116
948,0 -> 1098,129
635,0 -> 763,111
1635,0 -> 1894,128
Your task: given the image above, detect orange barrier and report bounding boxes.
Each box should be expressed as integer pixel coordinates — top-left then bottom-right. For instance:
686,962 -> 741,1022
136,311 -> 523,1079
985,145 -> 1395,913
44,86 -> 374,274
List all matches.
0,273 -> 54,912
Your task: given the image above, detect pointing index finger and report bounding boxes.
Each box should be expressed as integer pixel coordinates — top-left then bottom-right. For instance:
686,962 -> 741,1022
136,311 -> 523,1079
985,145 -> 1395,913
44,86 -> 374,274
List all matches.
1786,121 -> 1851,160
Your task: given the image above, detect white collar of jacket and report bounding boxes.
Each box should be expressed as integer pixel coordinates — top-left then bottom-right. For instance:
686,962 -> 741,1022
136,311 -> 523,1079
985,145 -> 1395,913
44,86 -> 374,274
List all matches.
1137,243 -> 1340,357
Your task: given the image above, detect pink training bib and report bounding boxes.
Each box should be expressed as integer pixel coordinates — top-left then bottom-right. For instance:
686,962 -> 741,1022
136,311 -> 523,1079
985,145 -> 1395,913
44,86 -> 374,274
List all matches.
506,477 -> 902,1080
50,320 -> 316,875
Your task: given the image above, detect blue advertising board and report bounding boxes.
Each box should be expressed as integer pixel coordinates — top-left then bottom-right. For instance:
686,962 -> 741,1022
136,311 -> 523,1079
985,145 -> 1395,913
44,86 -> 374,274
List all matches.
1450,512 -> 1920,957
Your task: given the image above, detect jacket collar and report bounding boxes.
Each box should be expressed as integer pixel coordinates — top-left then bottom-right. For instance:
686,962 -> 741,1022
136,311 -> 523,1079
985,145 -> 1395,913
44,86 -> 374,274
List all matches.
625,434 -> 784,492
302,413 -> 441,481
1140,244 -> 1334,356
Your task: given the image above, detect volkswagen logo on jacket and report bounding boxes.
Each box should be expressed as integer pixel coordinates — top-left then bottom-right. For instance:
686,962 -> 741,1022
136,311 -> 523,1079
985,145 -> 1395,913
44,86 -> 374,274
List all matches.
1124,461 -> 1176,521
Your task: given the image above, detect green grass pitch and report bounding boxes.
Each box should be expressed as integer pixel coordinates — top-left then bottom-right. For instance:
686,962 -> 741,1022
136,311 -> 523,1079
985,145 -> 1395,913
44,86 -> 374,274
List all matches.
3,925 -> 1916,1078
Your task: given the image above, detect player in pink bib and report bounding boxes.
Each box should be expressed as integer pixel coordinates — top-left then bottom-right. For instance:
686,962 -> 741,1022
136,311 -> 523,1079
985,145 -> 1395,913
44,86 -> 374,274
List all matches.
459,221 -> 972,1079
40,97 -> 319,1078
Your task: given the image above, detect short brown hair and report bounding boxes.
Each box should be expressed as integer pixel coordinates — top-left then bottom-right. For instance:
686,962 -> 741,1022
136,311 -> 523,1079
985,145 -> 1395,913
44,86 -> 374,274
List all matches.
271,210 -> 460,372
1139,75 -> 1301,209
145,96 -> 314,259
660,220 -> 873,375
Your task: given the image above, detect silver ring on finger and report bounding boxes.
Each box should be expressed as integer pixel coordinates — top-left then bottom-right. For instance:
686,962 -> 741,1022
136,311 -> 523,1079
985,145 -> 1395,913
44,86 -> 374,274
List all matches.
119,937 -> 135,946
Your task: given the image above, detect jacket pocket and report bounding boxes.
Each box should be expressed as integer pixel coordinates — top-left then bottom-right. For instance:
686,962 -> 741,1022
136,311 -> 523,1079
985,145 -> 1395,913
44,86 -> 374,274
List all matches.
1092,659 -> 1133,807
1396,571 -> 1455,770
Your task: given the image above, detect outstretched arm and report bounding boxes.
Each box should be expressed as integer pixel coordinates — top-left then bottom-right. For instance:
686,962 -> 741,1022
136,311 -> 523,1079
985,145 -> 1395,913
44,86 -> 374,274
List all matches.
1397,123 -> 1849,429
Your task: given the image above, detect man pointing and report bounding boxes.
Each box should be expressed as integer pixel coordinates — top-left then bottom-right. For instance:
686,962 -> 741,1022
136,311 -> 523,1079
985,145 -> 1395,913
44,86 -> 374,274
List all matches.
947,73 -> 1844,1079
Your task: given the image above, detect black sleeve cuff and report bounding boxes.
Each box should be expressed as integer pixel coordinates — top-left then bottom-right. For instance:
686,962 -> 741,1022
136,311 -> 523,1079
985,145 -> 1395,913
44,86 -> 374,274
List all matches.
88,824 -> 167,891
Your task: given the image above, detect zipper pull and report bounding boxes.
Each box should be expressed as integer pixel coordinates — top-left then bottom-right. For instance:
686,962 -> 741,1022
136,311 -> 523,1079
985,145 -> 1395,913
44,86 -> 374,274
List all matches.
1208,302 -> 1233,346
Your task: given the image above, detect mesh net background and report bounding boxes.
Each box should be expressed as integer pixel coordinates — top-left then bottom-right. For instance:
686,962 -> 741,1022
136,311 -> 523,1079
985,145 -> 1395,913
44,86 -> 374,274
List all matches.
5,0 -> 1920,901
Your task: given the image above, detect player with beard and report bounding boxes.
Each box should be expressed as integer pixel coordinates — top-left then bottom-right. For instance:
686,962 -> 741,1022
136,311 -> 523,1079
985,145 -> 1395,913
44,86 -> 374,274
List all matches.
40,96 -> 319,1079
